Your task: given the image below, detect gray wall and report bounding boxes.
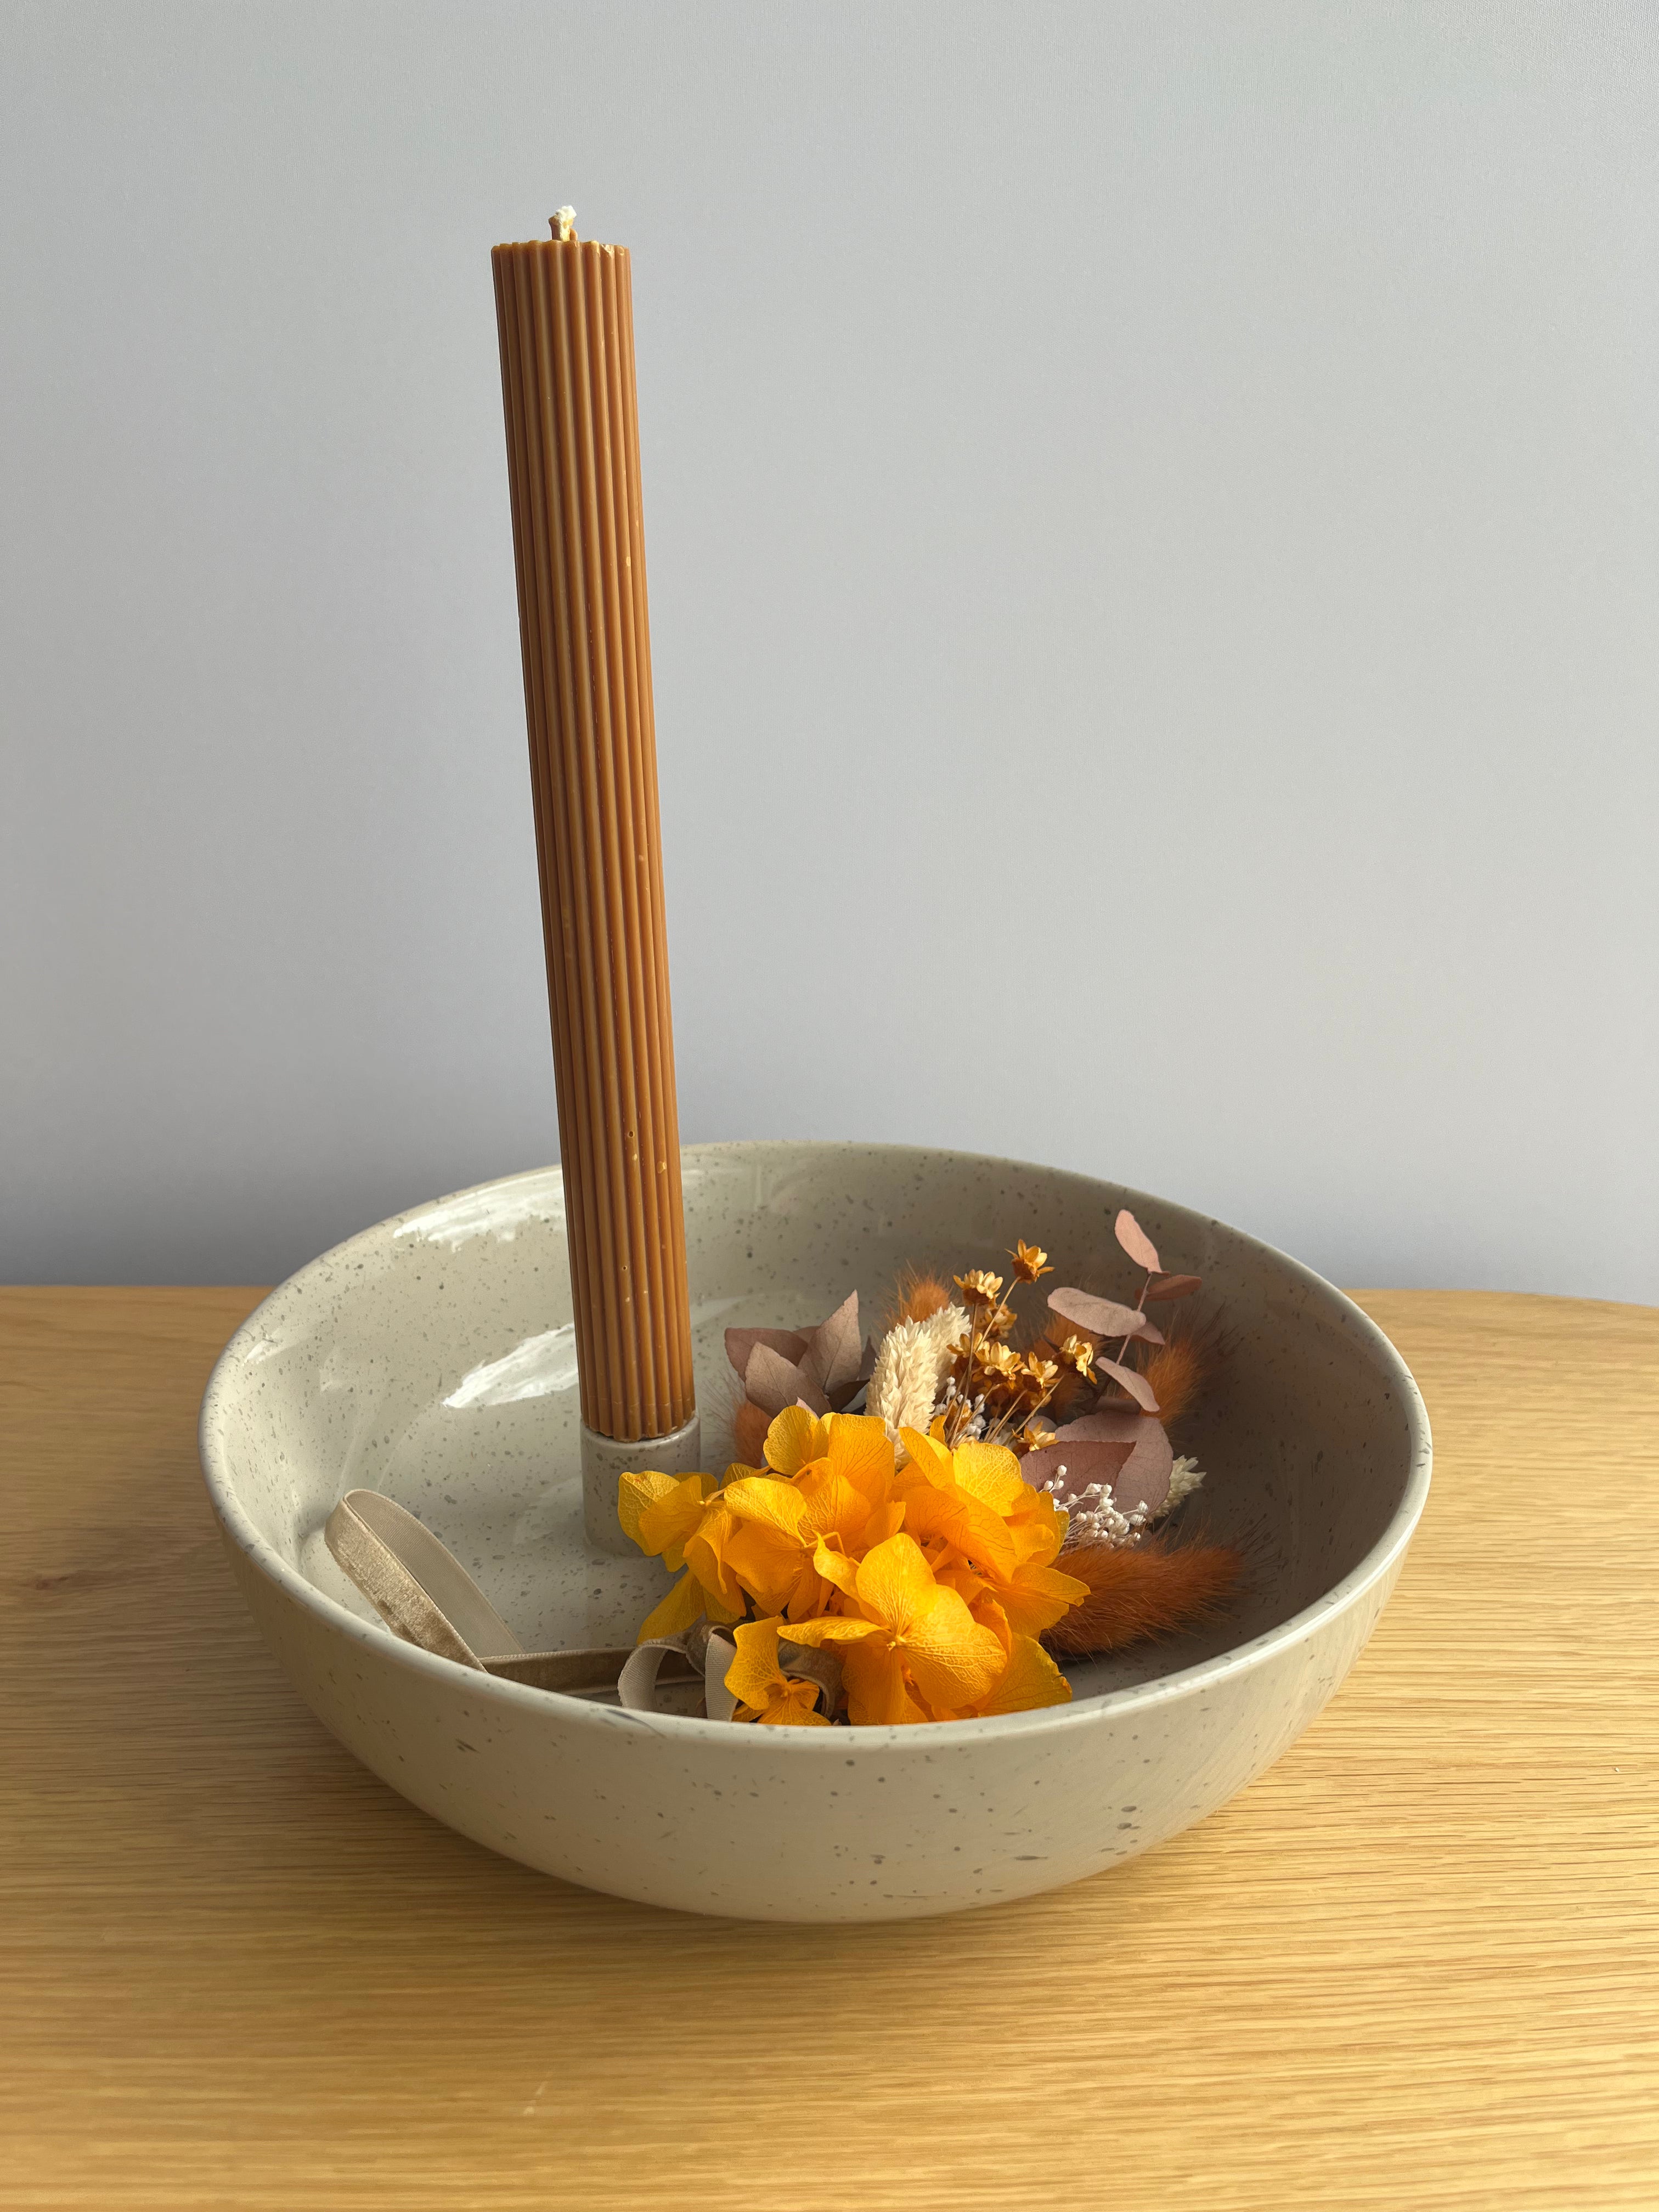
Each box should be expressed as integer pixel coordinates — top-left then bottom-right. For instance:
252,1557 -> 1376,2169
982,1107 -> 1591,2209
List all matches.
4,1 -> 1656,1299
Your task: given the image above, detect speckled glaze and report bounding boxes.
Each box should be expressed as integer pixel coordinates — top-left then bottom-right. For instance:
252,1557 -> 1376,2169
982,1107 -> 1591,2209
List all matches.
199,1142 -> 1431,1922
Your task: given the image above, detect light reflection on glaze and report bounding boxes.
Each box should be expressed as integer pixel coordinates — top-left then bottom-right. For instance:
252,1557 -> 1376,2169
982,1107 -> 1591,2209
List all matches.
445,1325 -> 580,1409
443,1296 -> 746,1414
393,1174 -> 565,1252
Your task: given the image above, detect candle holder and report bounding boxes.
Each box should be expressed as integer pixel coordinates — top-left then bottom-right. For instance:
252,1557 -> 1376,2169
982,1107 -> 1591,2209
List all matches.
200,1140 -> 1430,1922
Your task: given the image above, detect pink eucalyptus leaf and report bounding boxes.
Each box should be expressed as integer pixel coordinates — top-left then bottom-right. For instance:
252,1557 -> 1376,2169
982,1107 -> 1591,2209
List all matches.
1035,1415 -> 1172,1519
1018,1438 -> 1135,1497
744,1344 -> 830,1418
1047,1287 -> 1146,1342
1051,1411 -> 1143,1444
725,1325 -> 810,1383
1110,1419 -> 1173,1518
1091,1355 -> 1160,1414
801,1290 -> 863,1410
1049,1413 -> 1171,1515
1114,1209 -> 1162,1274
1144,1272 -> 1203,1304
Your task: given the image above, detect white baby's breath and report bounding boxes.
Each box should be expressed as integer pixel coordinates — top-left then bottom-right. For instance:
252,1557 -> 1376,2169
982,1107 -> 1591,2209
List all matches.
1041,1454 -> 1208,1550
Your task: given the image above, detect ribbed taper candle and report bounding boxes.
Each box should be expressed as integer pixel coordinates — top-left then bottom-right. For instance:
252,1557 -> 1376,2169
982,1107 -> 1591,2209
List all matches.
493,216 -> 696,1460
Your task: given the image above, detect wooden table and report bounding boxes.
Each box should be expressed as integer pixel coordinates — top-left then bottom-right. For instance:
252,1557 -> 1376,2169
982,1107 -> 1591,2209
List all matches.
3,1287 -> 1655,2210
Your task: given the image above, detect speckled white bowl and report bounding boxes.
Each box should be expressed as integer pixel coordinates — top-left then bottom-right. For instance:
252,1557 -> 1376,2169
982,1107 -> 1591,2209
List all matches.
200,1142 -> 1430,1922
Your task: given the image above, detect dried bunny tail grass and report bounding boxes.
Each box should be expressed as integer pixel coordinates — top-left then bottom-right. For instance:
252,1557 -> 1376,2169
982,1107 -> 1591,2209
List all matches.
1133,1311 -> 1228,1425
1043,1538 -> 1241,1657
887,1269 -> 952,1328
1133,1331 -> 1207,1425
867,1305 -> 968,1443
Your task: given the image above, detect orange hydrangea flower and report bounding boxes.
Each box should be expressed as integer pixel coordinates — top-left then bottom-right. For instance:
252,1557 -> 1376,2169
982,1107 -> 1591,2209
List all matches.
783,1532 -> 1008,1724
621,1405 -> 1082,1719
725,1617 -> 832,1726
896,1429 -> 1087,1639
618,1469 -> 745,1638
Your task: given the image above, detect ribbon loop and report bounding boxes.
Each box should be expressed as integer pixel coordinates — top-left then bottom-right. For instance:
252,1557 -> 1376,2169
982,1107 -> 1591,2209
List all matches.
324,1492 -> 843,1722
324,1491 -> 709,1717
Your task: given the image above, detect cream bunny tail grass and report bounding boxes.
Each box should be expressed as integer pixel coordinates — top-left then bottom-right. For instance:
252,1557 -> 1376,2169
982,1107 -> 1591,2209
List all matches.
867,1305 -> 968,1447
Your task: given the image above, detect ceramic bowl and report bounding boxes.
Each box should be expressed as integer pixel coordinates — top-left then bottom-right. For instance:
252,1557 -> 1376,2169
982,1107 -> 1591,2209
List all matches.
199,1141 -> 1430,1922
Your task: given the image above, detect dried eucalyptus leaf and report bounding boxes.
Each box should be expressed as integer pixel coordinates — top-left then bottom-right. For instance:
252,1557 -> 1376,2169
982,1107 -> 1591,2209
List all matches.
1092,1355 -> 1160,1413
725,1325 -> 809,1382
802,1290 -> 863,1410
1018,1437 -> 1136,1495
1046,1412 -> 1172,1517
1048,1287 -> 1163,1345
745,1343 -> 830,1417
1114,1209 -> 1162,1273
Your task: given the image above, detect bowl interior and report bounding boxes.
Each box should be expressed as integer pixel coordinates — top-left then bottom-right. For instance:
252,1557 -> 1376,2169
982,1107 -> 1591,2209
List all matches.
207,1142 -> 1424,1703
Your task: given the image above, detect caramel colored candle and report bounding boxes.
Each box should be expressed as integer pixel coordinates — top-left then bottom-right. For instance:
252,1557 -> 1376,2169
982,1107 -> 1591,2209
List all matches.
493,212 -> 697,1492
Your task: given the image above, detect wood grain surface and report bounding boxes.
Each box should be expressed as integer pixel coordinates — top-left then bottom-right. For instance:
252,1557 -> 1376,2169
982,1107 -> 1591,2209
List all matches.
2,1285 -> 1655,2211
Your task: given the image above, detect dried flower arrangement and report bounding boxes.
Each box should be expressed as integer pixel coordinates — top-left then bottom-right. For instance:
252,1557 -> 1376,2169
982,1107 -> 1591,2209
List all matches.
618,1211 -> 1240,1726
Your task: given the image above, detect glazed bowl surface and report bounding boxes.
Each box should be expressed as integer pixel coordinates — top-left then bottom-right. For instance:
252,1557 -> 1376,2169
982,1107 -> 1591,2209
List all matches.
199,1141 -> 1430,1921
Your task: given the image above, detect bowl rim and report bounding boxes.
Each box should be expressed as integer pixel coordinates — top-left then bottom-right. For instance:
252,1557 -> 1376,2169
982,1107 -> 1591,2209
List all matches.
200,1138 -> 1432,1754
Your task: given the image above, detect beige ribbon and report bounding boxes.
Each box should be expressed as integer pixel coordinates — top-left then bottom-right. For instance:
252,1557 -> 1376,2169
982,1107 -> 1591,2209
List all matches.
323,1490 -> 839,1720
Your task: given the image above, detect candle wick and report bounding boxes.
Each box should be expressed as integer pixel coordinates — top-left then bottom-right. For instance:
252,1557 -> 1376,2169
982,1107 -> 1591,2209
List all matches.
550,207 -> 578,243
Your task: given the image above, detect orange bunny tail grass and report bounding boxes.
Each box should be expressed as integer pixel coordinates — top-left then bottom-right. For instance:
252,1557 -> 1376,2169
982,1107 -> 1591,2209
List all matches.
887,1268 -> 952,1328
1044,1539 -> 1242,1658
1134,1312 -> 1227,1425
1134,1329 -> 1207,1424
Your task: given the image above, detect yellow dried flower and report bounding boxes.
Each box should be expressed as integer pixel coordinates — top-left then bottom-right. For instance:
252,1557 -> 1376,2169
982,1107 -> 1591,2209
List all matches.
954,1269 -> 1004,1311
1008,1240 -> 1053,1284
1018,1420 -> 1058,1453
1057,1333 -> 1096,1378
1020,1354 -> 1059,1400
974,1340 -> 1021,1385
